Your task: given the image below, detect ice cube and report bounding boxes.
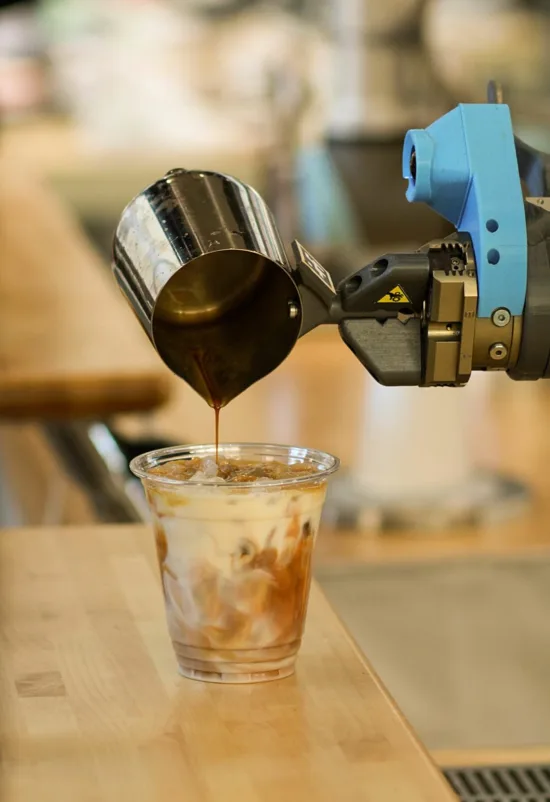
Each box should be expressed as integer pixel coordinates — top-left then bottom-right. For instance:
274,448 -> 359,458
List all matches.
188,470 -> 225,483
231,466 -> 268,482
201,458 -> 219,478
188,457 -> 225,482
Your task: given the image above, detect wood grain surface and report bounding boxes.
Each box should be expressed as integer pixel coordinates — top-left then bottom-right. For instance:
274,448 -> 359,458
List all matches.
0,525 -> 456,801
0,165 -> 170,418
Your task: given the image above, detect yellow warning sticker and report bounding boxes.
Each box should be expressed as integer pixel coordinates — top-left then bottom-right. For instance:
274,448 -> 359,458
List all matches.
377,285 -> 411,304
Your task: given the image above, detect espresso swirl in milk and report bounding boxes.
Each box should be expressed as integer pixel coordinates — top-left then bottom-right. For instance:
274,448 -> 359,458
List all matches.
144,458 -> 326,682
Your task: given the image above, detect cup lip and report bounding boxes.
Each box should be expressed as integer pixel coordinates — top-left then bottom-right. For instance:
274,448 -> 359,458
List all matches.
130,442 -> 340,489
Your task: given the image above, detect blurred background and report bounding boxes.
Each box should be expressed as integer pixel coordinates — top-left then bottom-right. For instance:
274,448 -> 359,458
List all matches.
4,0 -> 550,777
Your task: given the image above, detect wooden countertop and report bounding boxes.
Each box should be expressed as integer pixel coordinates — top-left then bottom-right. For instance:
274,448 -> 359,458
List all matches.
0,165 -> 170,418
0,525 -> 456,802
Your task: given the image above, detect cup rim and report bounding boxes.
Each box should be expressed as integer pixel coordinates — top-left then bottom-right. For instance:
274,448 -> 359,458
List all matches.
130,442 -> 340,489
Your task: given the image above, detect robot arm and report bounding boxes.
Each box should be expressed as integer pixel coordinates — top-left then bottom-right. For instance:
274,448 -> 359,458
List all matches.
112,89 -> 550,404
320,93 -> 550,387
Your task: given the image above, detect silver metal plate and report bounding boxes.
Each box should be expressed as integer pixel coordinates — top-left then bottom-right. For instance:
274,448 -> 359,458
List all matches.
526,198 -> 550,212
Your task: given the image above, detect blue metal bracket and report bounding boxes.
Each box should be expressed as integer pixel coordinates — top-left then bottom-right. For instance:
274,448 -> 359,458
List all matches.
402,104 -> 526,318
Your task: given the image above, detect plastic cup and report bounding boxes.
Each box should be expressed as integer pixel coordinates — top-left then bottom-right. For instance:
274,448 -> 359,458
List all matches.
131,443 -> 339,683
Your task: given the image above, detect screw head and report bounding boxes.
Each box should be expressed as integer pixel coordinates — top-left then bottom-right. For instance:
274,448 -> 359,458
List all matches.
288,302 -> 300,319
492,308 -> 511,327
489,342 -> 508,361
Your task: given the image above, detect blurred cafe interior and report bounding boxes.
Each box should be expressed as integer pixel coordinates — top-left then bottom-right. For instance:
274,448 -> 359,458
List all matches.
2,0 -> 550,800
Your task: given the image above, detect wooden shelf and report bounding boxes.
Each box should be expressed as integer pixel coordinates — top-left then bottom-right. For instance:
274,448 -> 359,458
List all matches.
0,163 -> 170,418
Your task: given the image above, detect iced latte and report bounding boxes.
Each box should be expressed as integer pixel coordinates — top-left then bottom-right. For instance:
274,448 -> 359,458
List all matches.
131,444 -> 339,683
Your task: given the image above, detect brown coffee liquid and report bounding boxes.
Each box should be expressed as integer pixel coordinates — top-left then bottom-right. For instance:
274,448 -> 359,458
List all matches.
150,457 -> 315,483
193,351 -> 223,463
214,404 -> 220,463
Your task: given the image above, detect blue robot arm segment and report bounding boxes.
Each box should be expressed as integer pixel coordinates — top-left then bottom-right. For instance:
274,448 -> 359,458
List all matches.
402,104 -> 527,318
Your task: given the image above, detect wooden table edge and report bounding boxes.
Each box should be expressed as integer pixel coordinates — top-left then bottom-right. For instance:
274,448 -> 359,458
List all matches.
0,374 -> 171,418
433,746 -> 550,767
316,531 -> 550,568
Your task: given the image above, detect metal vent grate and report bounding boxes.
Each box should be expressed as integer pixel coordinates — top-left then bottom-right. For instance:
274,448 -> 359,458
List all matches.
444,764 -> 550,802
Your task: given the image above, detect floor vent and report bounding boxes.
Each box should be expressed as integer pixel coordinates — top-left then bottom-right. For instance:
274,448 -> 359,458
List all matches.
444,764 -> 550,801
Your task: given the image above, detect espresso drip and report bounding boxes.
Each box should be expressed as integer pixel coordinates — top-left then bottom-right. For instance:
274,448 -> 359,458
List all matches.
214,405 -> 221,463
192,351 -> 223,462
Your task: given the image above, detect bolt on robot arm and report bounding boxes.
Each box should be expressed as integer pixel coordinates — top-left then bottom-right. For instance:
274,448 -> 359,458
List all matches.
112,88 -> 550,405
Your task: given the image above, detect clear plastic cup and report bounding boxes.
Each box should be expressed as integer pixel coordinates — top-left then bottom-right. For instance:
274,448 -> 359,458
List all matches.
131,443 -> 339,684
